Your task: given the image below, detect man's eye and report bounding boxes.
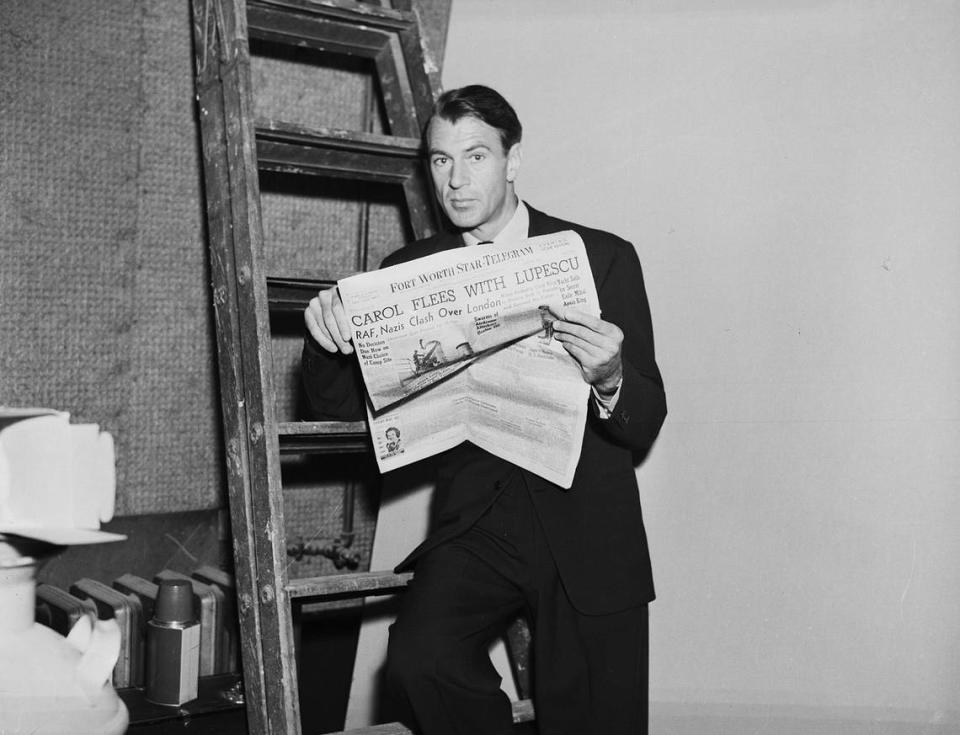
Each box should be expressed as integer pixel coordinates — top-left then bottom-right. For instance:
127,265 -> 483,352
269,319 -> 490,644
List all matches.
432,156 -> 448,167
471,153 -> 485,162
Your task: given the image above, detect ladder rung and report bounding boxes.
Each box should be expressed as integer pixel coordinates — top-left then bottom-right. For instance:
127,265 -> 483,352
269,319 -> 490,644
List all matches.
278,421 -> 370,454
267,276 -> 335,312
255,123 -> 421,182
322,700 -> 534,735
248,3 -> 406,63
249,0 -> 415,34
287,570 -> 412,599
257,121 -> 422,156
257,139 -> 420,183
325,724 -> 411,735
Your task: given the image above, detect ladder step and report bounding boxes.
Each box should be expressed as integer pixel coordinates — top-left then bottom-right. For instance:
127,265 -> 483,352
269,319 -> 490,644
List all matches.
267,276 -> 335,312
325,724 -> 411,735
249,0 -> 416,34
278,421 -> 370,454
256,122 -> 422,183
323,700 -> 534,734
286,570 -> 412,600
257,121 -> 422,155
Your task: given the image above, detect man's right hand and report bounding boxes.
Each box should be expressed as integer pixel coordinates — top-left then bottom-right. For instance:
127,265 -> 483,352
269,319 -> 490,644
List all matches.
304,287 -> 354,354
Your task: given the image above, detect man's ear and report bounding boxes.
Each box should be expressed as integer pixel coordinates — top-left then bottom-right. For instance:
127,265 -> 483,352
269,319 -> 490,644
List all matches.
506,142 -> 522,183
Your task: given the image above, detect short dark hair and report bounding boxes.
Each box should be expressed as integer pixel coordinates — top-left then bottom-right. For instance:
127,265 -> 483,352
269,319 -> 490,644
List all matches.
428,85 -> 522,152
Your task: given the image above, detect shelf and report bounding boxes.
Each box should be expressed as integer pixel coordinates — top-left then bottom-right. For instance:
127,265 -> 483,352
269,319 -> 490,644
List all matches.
121,673 -> 245,734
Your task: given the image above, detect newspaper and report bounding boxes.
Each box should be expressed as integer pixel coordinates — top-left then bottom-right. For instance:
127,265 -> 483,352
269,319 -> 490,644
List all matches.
337,230 -> 600,488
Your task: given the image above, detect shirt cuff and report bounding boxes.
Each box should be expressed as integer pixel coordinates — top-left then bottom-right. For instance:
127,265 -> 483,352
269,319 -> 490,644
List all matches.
591,379 -> 622,419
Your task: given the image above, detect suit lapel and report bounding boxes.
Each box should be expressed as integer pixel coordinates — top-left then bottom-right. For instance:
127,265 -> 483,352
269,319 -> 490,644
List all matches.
525,203 -> 559,238
429,230 -> 463,255
524,202 -> 610,294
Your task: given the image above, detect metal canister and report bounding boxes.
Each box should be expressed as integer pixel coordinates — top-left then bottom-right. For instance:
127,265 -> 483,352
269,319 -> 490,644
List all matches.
145,578 -> 200,705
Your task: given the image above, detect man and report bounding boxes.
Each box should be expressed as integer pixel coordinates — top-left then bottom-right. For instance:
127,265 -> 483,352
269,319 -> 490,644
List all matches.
302,85 -> 666,735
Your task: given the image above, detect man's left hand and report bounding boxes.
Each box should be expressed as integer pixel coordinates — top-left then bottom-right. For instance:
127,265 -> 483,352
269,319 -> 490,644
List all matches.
552,308 -> 623,393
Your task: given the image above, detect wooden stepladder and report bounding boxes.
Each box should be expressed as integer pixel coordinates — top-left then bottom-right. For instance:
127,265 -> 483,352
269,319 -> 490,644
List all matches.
191,1 -> 534,732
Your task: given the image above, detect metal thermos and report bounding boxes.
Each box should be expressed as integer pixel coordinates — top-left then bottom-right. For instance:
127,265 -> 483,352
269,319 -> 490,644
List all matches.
145,578 -> 200,705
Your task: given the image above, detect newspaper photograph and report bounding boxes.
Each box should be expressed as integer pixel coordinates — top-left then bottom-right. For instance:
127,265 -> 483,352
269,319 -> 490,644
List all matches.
337,230 -> 601,488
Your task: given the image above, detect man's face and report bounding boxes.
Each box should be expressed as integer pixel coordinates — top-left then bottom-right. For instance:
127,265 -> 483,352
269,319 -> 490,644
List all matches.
426,115 -> 521,240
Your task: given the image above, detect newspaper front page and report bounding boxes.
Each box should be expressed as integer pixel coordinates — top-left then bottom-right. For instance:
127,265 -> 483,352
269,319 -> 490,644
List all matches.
337,230 -> 600,488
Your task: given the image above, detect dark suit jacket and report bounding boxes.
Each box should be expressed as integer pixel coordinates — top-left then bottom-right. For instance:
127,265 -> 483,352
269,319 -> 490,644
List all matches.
302,204 -> 667,615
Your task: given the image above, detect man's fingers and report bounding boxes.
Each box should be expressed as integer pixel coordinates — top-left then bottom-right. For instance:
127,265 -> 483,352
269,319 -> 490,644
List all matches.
558,333 -> 623,389
553,320 -> 621,354
554,331 -> 613,367
552,320 -> 598,345
327,291 -> 352,342
323,292 -> 354,353
553,310 -> 624,388
304,290 -> 354,354
557,308 -> 609,333
304,304 -> 337,352
323,311 -> 353,354
554,309 -> 621,340
558,340 -> 591,370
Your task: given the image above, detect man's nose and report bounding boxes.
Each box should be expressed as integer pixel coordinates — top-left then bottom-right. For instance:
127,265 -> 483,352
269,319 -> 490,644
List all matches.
449,160 -> 468,189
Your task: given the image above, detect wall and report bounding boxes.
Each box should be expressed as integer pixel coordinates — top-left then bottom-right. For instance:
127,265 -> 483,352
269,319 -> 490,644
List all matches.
443,0 -> 960,731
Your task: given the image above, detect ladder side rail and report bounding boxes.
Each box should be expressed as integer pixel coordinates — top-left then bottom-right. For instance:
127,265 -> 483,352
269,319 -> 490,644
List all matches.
194,0 -> 303,732
191,2 -> 272,733
393,17 -> 437,132
402,164 -> 439,240
372,38 -> 420,138
217,1 -> 302,730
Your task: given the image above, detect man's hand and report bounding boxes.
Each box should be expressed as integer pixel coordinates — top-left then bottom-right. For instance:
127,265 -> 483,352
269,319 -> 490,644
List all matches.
552,308 -> 623,393
304,287 -> 354,354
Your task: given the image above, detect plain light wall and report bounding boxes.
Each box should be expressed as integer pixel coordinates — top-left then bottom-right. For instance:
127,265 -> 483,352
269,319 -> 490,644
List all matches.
443,0 -> 960,729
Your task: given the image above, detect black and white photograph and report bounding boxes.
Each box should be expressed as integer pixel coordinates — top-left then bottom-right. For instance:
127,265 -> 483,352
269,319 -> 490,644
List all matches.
1,1 -> 957,734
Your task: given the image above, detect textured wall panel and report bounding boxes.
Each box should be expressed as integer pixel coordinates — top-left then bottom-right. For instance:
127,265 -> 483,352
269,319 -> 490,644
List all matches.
251,42 -> 370,131
261,175 -> 366,280
0,1 -> 149,509
127,0 -> 225,513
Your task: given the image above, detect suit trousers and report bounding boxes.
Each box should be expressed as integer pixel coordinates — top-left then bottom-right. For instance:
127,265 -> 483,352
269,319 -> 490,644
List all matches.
385,475 -> 649,735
